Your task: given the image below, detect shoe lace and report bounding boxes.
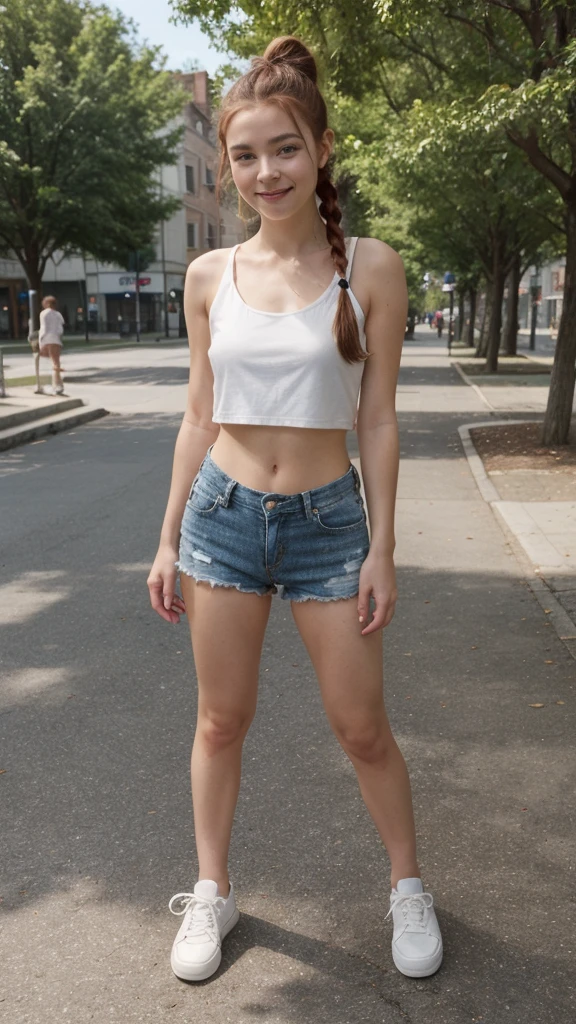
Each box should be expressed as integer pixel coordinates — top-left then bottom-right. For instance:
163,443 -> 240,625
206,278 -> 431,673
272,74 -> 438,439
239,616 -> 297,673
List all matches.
168,892 -> 221,941
385,891 -> 434,929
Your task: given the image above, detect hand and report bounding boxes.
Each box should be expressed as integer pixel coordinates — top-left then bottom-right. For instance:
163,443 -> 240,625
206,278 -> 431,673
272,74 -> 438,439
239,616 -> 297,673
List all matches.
357,552 -> 397,635
147,545 -> 187,624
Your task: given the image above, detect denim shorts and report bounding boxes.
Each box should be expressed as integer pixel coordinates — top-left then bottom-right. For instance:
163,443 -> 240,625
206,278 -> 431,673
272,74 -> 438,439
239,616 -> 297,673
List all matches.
176,443 -> 371,602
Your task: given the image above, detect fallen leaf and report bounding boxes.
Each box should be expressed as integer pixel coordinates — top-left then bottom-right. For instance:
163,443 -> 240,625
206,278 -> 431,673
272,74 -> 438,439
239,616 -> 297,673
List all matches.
529,703 -> 545,708
148,810 -> 157,815
556,700 -> 565,705
466,536 -> 473,540
544,609 -> 552,614
0,769 -> 6,775
544,660 -> 555,664
471,645 -> 478,650
424,600 -> 430,604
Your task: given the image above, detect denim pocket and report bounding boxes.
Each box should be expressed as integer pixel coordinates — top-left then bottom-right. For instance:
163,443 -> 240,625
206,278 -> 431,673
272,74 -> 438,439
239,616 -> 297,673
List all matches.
312,490 -> 366,533
188,474 -> 222,514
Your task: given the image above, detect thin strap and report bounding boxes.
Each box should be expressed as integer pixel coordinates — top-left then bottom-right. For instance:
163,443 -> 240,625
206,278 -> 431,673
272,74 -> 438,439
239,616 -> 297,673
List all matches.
228,243 -> 240,283
346,237 -> 359,281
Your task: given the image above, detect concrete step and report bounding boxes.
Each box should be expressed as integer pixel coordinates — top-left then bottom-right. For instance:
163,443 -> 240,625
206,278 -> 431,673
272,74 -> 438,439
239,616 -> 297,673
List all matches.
0,397 -> 84,431
0,405 -> 109,451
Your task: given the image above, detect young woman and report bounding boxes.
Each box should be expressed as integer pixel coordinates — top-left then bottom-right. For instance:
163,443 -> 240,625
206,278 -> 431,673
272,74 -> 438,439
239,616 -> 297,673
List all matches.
38,295 -> 65,394
147,35 -> 443,983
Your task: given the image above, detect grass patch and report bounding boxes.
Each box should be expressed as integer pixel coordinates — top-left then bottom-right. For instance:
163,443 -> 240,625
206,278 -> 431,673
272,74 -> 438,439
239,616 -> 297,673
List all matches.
6,375 -> 51,387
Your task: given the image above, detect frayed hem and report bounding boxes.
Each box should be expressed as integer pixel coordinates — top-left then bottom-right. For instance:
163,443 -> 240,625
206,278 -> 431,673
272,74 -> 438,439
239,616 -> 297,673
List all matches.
176,563 -> 274,597
284,592 -> 359,603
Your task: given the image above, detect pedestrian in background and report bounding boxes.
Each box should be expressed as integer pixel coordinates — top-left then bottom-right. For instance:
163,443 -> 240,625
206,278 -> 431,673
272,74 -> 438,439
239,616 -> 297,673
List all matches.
148,34 -> 443,986
38,295 -> 65,394
436,311 -> 444,338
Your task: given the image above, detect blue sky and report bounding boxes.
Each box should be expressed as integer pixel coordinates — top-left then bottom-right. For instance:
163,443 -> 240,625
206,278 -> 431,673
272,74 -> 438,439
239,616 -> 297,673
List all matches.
105,0 -> 225,73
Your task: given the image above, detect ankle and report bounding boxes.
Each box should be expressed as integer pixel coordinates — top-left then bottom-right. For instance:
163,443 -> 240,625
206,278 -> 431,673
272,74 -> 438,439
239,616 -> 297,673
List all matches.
198,876 -> 230,898
390,870 -> 421,890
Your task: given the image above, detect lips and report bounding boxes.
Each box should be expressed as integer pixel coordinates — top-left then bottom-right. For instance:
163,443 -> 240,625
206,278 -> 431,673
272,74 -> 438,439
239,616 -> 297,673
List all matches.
257,187 -> 293,197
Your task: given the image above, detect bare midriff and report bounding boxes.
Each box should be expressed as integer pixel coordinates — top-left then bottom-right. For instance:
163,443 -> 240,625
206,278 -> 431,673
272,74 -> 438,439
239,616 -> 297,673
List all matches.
210,424 -> 352,494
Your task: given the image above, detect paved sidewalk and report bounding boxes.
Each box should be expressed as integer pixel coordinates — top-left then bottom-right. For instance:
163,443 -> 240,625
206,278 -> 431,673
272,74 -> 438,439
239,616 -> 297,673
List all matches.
1,337 -> 575,1023
450,342 -> 576,646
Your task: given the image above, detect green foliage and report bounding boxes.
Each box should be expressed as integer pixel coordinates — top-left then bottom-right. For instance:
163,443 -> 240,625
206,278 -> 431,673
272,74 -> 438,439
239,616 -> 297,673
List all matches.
0,0 -> 185,284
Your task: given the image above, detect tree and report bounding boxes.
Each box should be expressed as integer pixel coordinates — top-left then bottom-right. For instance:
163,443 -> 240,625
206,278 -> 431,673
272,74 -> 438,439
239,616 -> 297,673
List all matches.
0,0 -> 184,327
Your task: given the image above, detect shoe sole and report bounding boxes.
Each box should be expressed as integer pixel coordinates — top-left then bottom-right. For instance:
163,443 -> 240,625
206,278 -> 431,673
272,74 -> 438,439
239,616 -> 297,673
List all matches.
171,908 -> 240,982
392,944 -> 443,978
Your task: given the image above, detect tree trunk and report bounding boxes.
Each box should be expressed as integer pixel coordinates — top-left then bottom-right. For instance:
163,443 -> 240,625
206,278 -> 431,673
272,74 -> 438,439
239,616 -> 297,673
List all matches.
477,283 -> 492,358
486,244 -> 506,373
22,258 -> 43,334
503,252 -> 521,356
467,287 -> 477,347
541,197 -> 576,445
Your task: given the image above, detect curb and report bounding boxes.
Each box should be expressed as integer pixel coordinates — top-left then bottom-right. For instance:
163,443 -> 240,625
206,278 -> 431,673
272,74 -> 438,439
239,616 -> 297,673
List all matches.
0,405 -> 109,452
451,361 -> 496,411
0,397 -> 83,431
458,420 -> 576,660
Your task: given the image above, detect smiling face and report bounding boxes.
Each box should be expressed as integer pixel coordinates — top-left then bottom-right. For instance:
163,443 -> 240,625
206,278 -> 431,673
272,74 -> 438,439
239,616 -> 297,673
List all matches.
226,102 -> 333,221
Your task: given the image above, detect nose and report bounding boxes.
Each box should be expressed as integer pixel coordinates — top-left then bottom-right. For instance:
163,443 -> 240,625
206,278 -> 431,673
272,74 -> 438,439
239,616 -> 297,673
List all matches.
256,157 -> 280,184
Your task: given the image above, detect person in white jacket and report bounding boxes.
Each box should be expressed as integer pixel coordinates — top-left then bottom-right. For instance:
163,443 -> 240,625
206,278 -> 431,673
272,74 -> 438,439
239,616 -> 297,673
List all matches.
38,295 -> 65,393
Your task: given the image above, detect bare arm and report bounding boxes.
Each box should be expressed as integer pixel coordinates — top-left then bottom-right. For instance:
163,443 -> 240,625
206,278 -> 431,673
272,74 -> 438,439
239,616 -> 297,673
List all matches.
355,238 -> 407,634
147,254 -> 221,622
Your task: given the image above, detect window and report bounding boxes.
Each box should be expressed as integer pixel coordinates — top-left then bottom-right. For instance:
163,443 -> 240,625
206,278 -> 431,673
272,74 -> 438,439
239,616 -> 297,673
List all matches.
206,221 -> 216,249
195,119 -> 203,135
187,222 -> 198,249
185,165 -> 195,193
205,167 -> 215,192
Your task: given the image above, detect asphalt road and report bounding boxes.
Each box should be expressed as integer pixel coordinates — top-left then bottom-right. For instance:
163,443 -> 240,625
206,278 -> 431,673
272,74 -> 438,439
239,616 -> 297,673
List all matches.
1,337 -> 575,1023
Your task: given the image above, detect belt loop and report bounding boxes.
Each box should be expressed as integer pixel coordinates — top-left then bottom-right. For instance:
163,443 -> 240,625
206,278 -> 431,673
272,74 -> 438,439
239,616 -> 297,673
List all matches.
220,477 -> 237,507
302,489 -> 313,521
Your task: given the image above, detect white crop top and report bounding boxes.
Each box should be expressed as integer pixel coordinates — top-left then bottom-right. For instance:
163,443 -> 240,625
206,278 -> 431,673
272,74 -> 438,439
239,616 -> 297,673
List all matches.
208,236 -> 367,429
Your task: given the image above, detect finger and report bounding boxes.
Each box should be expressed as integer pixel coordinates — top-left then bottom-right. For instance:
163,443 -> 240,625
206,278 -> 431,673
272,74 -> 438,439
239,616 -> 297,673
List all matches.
360,595 -> 389,635
357,583 -> 372,625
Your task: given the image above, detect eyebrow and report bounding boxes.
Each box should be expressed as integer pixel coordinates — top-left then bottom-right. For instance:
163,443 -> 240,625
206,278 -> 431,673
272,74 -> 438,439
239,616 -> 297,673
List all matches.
229,132 -> 303,152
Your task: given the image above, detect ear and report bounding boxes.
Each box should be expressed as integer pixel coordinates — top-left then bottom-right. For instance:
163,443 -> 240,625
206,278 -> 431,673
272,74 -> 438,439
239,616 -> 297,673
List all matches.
318,128 -> 335,168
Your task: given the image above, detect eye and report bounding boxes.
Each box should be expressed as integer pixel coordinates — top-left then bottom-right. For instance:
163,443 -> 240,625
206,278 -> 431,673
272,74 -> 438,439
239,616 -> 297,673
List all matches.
235,153 -> 254,161
280,145 -> 298,154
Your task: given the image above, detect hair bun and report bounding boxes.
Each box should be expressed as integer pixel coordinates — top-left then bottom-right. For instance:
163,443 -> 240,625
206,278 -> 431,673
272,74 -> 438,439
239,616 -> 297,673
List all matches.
260,36 -> 317,85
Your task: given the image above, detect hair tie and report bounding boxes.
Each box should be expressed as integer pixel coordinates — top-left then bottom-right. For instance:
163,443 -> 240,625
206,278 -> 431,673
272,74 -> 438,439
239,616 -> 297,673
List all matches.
338,278 -> 350,289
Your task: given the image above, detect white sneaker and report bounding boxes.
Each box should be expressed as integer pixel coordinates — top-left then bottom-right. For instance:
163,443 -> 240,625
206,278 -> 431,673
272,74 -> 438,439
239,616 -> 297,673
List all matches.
385,877 -> 443,977
169,879 -> 239,981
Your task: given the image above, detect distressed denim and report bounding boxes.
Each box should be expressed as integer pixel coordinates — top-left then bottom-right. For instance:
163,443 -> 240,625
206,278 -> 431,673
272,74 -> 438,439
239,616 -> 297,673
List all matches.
177,443 -> 371,602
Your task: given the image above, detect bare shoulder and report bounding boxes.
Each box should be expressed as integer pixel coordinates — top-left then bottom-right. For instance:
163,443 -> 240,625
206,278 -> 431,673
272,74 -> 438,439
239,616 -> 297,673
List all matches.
184,247 -> 234,312
351,238 -> 406,319
355,236 -> 405,277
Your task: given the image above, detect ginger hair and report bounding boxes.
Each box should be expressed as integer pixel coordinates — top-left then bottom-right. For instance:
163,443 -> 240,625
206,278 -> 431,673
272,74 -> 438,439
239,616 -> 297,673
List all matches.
41,295 -> 58,309
215,35 -> 367,365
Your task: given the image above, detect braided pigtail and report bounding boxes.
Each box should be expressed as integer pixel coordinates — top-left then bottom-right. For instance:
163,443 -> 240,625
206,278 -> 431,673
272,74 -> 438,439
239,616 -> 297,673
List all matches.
316,166 -> 368,365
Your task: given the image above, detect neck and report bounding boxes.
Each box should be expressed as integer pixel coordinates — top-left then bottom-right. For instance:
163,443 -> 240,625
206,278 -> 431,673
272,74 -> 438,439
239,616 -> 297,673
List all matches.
252,195 -> 329,257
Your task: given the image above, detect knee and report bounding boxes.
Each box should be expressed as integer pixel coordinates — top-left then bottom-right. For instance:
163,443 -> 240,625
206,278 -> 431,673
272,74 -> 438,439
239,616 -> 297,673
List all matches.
197,709 -> 252,754
333,717 -> 395,764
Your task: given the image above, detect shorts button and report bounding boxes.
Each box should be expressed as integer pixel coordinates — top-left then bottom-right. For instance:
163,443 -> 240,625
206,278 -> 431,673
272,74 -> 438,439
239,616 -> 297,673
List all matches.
265,500 -> 276,509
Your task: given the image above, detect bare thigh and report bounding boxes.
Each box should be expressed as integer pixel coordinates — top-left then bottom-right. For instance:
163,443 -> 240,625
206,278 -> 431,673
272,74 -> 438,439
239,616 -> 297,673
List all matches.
290,596 -> 393,740
181,576 -> 273,724
40,343 -> 62,368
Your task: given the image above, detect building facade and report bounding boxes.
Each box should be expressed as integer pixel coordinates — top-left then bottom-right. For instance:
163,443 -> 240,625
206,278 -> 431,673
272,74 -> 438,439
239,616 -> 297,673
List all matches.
0,71 -> 245,340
